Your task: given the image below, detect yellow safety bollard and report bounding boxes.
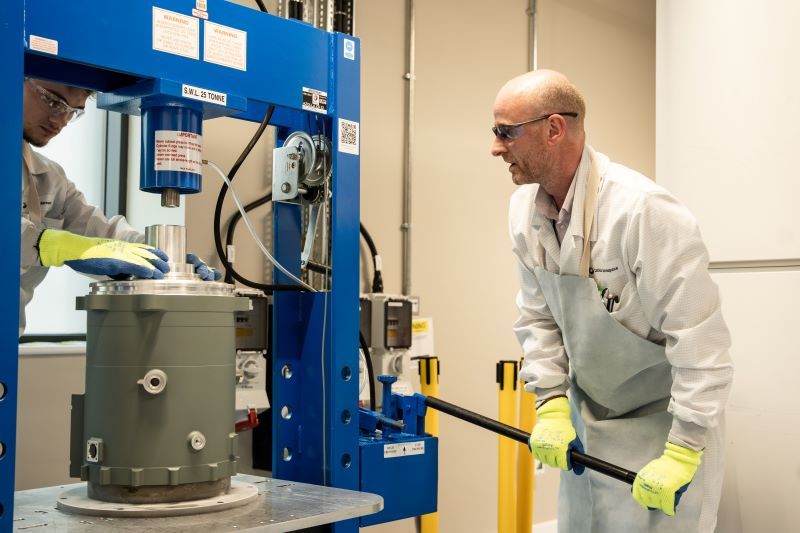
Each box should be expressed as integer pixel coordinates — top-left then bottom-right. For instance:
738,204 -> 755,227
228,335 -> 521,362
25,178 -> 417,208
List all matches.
497,360 -> 519,533
516,358 -> 536,533
415,356 -> 440,533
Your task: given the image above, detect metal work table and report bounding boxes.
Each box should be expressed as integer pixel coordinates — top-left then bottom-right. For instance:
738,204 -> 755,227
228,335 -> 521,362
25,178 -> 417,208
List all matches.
13,475 -> 383,532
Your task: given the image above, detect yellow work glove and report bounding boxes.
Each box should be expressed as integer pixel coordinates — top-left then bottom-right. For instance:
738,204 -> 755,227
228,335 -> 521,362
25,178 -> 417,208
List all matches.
528,396 -> 585,474
37,229 -> 170,279
632,442 -> 702,515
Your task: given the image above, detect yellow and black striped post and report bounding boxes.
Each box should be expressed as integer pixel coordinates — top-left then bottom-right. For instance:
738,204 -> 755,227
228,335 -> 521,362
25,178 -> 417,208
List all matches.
497,360 -> 519,533
416,356 -> 440,532
516,358 -> 536,532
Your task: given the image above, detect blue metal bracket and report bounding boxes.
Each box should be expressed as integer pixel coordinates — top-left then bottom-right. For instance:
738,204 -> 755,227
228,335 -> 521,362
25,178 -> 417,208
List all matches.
0,1 -> 24,530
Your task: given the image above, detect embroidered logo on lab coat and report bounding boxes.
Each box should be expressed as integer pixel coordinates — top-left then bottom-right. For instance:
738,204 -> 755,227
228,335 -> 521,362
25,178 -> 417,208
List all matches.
589,266 -> 619,274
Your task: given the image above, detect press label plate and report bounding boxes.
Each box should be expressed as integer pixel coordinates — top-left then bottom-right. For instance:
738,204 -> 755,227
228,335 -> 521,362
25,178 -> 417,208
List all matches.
182,84 -> 227,105
384,441 -> 425,459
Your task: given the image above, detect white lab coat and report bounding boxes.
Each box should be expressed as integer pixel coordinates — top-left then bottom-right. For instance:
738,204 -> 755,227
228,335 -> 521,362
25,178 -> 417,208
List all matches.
20,142 -> 142,336
510,146 -> 734,531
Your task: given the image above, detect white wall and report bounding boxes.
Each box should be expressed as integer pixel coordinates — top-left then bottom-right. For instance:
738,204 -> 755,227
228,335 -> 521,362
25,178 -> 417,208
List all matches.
15,348 -> 85,490
656,0 -> 800,262
657,1 -> 800,531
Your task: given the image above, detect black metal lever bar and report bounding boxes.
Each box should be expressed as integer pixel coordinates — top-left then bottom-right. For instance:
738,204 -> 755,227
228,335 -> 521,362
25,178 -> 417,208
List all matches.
423,395 -> 638,485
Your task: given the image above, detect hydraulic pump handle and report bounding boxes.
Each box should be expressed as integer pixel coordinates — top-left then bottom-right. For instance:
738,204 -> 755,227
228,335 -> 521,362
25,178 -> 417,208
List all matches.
423,395 -> 638,485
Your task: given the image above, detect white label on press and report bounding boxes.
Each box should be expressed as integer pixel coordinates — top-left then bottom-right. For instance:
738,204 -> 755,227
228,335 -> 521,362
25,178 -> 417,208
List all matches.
338,118 -> 360,155
182,84 -> 227,106
30,35 -> 58,55
154,130 -> 203,175
204,21 -> 247,71
343,38 -> 356,60
192,8 -> 208,20
302,87 -> 328,114
384,441 -> 425,459
196,0 -> 208,11
152,7 -> 199,60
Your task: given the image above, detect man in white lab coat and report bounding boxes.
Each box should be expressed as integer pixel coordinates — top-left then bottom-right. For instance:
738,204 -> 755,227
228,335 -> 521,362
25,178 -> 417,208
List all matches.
20,78 -> 219,336
494,70 -> 733,532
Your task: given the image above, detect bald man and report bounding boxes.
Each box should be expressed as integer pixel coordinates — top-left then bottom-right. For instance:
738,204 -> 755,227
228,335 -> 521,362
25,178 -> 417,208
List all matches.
494,70 -> 733,532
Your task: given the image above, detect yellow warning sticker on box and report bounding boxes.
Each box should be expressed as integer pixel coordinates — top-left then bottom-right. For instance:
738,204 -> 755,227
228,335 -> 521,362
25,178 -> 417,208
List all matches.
412,319 -> 430,334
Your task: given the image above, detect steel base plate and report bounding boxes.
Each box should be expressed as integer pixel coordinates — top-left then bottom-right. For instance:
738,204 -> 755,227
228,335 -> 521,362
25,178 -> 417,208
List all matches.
57,480 -> 258,518
13,474 -> 384,532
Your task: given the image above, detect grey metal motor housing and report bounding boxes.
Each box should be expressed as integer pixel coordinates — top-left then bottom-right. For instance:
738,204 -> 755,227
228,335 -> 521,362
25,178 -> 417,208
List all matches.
70,279 -> 250,504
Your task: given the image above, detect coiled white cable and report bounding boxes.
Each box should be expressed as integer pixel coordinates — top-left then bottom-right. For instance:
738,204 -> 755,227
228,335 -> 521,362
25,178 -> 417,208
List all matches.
203,159 -> 316,292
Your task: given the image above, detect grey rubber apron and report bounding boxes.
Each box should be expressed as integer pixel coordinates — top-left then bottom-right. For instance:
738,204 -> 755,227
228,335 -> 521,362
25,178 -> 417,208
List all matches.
534,150 -> 714,532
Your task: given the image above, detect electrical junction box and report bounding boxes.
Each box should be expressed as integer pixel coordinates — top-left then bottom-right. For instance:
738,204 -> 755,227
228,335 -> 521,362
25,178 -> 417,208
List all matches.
234,290 -> 270,419
234,289 -> 270,352
358,433 -> 438,526
360,294 -> 416,408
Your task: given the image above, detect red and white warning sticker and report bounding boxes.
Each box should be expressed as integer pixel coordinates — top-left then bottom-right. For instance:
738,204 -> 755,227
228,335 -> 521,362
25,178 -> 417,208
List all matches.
154,130 -> 203,174
30,35 -> 58,55
152,7 -> 199,60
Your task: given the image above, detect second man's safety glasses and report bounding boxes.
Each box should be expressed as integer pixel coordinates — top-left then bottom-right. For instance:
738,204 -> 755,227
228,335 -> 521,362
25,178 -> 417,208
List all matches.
492,112 -> 578,141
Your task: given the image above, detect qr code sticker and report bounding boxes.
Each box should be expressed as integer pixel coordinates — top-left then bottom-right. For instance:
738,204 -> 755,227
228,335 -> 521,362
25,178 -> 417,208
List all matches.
338,118 -> 359,155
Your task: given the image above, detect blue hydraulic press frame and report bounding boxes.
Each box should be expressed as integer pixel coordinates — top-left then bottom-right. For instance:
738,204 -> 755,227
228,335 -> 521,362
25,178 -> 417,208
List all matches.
0,1 -> 361,531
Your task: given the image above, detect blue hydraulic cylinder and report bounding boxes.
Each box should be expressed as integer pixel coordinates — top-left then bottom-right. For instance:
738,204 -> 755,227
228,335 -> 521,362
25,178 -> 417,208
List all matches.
140,96 -> 204,195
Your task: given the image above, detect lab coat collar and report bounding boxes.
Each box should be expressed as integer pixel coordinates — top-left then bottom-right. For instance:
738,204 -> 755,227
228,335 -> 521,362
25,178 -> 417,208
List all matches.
528,145 -> 608,271
530,145 -> 608,241
568,145 -> 608,244
22,141 -> 48,175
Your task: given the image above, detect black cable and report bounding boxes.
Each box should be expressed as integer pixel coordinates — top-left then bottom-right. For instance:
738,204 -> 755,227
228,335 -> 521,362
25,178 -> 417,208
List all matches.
212,106 -> 306,293
306,261 -> 331,275
359,223 -> 384,293
254,0 -> 269,13
359,331 -> 376,410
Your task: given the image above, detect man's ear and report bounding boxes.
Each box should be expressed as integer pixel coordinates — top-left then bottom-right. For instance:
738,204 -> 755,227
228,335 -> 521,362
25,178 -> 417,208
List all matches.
547,115 -> 568,145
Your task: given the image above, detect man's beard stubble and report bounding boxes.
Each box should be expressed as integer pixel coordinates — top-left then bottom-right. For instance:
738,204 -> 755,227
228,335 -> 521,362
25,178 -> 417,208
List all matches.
23,129 -> 47,148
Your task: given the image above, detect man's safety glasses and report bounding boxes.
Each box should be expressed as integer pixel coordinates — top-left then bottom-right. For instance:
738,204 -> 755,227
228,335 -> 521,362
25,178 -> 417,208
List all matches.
492,112 -> 578,141
28,80 -> 85,123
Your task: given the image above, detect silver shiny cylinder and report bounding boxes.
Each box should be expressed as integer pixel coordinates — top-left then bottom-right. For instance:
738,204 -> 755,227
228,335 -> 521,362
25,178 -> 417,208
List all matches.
145,224 -> 194,277
161,188 -> 181,208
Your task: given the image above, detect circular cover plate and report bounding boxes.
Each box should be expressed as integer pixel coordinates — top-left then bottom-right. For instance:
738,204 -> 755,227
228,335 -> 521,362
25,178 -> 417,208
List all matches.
89,278 -> 236,296
56,481 -> 259,518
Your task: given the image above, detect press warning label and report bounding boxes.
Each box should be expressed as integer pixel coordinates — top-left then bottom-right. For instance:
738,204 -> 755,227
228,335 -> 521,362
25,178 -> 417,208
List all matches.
384,441 -> 425,459
302,87 -> 328,114
153,7 -> 199,60
154,130 -> 203,175
204,21 -> 247,71
30,35 -> 58,55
